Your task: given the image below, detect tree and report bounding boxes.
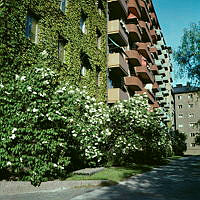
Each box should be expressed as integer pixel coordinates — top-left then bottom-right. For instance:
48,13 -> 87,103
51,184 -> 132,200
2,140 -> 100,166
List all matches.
174,22 -> 200,85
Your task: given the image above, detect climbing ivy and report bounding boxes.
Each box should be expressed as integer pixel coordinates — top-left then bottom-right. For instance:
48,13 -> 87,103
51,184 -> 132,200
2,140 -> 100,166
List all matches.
0,0 -> 107,101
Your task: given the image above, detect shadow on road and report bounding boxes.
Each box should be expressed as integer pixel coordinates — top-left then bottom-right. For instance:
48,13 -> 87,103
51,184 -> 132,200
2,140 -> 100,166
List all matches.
74,156 -> 200,200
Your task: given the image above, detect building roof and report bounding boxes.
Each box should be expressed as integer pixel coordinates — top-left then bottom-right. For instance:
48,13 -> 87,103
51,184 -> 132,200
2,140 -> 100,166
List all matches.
173,83 -> 200,94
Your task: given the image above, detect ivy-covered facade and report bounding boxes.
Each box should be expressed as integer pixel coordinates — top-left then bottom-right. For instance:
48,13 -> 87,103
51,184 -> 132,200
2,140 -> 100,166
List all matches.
0,0 -> 107,101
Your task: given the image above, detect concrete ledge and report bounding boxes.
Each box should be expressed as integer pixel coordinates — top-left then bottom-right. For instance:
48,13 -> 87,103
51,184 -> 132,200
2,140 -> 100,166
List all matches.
0,180 -> 110,195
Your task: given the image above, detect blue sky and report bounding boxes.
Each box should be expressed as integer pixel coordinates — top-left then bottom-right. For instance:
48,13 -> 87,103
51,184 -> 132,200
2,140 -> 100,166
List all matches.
152,0 -> 200,85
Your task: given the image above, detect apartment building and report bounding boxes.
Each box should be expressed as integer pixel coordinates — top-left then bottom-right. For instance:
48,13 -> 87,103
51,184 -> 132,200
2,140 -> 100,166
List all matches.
174,83 -> 200,155
2,0 -> 107,101
3,0 -> 174,124
107,0 -> 174,125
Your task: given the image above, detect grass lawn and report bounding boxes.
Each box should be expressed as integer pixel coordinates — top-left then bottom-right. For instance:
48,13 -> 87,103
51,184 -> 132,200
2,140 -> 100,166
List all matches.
66,164 -> 153,183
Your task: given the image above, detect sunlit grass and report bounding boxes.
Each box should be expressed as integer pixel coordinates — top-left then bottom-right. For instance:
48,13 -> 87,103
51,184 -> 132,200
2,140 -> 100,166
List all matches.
66,164 -> 153,183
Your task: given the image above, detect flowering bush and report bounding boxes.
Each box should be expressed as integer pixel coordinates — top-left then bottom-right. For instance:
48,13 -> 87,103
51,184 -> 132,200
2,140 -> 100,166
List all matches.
0,64 -> 110,185
0,64 -> 73,186
106,95 -> 173,165
0,64 -> 173,186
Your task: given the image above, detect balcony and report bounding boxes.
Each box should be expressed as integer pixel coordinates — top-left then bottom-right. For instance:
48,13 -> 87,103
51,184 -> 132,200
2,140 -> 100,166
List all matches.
158,54 -> 165,60
126,50 -> 142,66
107,88 -> 129,103
155,59 -> 163,67
163,63 -> 169,69
150,64 -> 158,75
135,66 -> 154,84
150,47 -> 158,59
155,29 -> 162,40
127,24 -> 142,42
124,76 -> 143,91
150,29 -> 157,44
139,20 -> 152,43
150,12 -> 158,26
108,53 -> 129,75
155,91 -> 163,100
138,0 -> 151,22
152,82 -> 159,92
137,42 -> 154,64
155,75 -> 163,83
160,98 -> 167,105
159,68 -> 166,75
128,0 -> 141,18
136,89 -> 155,104
159,83 -> 166,91
108,20 -> 129,46
108,0 -> 128,19
164,103 -> 170,109
163,76 -> 169,83
163,90 -> 169,96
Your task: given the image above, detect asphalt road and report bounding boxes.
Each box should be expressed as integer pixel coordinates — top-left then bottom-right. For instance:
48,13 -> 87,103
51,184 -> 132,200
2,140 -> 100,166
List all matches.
1,156 -> 200,200
71,156 -> 200,200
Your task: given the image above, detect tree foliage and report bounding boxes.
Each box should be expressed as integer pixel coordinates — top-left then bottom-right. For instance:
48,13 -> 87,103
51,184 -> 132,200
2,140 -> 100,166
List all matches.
0,64 -> 174,186
174,22 -> 200,84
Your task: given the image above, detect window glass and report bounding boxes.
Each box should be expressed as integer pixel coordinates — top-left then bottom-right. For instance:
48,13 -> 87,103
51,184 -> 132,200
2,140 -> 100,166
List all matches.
80,13 -> 87,34
58,36 -> 67,63
60,0 -> 66,13
25,14 -> 39,43
178,105 -> 183,109
177,95 -> 182,100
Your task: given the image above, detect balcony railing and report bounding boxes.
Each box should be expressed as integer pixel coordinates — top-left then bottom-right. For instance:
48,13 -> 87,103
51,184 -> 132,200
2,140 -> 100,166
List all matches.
139,20 -> 152,43
108,19 -> 129,46
138,0 -> 151,22
127,24 -> 142,42
155,74 -> 163,83
150,29 -> 157,44
107,88 -> 129,103
126,50 -> 142,66
135,66 -> 154,84
152,82 -> 159,92
150,64 -> 158,75
108,0 -> 128,19
137,42 -> 154,64
108,53 -> 129,75
155,91 -> 163,99
128,0 -> 141,18
124,76 -> 143,91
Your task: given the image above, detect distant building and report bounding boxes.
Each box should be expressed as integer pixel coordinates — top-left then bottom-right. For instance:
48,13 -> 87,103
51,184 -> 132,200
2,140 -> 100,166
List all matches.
174,83 -> 200,155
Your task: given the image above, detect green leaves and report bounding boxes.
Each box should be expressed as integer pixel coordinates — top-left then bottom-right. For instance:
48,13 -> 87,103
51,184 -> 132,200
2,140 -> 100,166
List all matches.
173,21 -> 200,83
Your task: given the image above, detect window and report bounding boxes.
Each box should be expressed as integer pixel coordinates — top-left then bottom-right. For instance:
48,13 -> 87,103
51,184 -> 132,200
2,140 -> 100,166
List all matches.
188,94 -> 193,99
178,105 -> 183,109
25,14 -> 39,43
191,143 -> 196,147
178,114 -> 183,118
60,0 -> 67,13
80,13 -> 87,34
189,113 -> 194,118
178,124 -> 183,128
97,0 -> 104,16
58,36 -> 67,64
188,104 -> 193,108
96,29 -> 102,49
191,133 -> 196,137
80,53 -> 91,76
189,123 -> 195,128
177,95 -> 182,100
